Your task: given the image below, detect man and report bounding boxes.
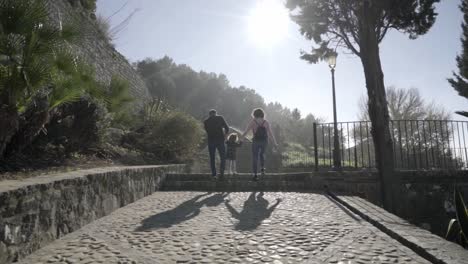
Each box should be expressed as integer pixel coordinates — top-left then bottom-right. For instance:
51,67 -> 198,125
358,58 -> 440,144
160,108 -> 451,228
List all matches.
204,109 -> 229,179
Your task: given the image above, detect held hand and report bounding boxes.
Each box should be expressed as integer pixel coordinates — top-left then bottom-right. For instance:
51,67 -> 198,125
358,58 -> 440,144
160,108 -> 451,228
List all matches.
272,143 -> 279,151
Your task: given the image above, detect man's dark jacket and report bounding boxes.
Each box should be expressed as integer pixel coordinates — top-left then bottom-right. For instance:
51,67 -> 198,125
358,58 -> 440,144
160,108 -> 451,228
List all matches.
204,115 -> 229,142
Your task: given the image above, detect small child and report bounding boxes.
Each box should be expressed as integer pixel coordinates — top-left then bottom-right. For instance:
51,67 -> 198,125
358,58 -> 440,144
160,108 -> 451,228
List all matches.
226,133 -> 242,175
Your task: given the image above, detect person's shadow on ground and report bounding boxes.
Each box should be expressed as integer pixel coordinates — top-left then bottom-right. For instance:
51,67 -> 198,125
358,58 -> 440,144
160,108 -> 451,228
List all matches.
224,192 -> 281,231
135,192 -> 229,231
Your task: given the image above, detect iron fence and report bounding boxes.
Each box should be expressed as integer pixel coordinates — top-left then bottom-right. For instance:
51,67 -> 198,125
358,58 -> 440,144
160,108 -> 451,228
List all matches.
281,120 -> 468,171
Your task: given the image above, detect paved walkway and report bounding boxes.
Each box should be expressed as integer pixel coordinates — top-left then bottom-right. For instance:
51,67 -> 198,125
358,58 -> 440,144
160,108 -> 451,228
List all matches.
21,192 -> 430,264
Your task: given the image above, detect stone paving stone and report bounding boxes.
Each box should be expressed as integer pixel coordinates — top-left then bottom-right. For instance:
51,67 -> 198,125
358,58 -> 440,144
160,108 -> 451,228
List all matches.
20,192 -> 431,264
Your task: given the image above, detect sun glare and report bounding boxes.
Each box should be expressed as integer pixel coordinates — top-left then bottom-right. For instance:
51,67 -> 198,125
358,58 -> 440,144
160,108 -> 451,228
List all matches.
247,0 -> 289,48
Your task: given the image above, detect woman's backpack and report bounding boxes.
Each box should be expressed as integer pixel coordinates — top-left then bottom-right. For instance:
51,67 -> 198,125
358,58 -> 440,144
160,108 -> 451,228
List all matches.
253,120 -> 268,141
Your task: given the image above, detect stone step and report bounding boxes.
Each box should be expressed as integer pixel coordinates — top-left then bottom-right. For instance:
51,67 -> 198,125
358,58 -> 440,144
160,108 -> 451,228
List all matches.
164,173 -> 310,182
161,179 -> 320,192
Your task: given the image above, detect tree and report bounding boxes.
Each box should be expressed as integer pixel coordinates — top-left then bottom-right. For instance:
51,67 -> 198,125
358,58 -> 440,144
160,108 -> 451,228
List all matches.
134,56 -> 323,148
0,0 -> 81,156
292,108 -> 302,121
356,87 -> 455,169
286,0 -> 440,211
358,87 -> 449,121
0,0 -> 123,158
449,0 -> 468,118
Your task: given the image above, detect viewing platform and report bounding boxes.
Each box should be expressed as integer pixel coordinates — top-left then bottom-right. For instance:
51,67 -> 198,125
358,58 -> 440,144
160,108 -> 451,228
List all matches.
1,167 -> 467,264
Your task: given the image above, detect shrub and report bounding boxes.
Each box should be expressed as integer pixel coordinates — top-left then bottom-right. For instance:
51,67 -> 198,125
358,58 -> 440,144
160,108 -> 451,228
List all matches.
37,96 -> 110,155
446,188 -> 468,248
81,0 -> 96,12
106,76 -> 134,128
96,14 -> 113,43
123,111 -> 203,163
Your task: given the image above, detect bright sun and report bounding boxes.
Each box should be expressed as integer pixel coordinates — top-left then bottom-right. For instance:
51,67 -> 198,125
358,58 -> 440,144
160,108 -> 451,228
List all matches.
247,0 -> 289,48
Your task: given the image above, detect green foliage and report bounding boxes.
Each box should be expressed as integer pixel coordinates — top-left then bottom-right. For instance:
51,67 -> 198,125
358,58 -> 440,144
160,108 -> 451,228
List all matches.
449,0 -> 468,115
96,15 -> 113,43
281,141 -> 352,168
0,0 -> 80,107
105,76 -> 134,127
0,0 -> 89,111
106,76 -> 133,113
124,111 -> 203,163
135,57 -> 322,148
292,108 -> 301,121
38,96 -> 110,155
446,188 -> 468,248
0,0 -> 98,157
49,55 -> 97,110
286,0 -> 439,62
455,188 -> 468,246
0,0 -> 133,160
80,0 -> 97,12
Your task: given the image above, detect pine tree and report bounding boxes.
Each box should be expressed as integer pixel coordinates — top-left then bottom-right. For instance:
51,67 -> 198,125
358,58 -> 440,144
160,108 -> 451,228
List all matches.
286,0 -> 439,211
449,0 -> 468,118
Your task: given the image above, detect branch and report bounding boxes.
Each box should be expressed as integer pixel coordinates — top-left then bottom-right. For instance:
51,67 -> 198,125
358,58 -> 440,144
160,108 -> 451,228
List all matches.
328,30 -> 360,56
378,22 -> 390,43
377,11 -> 391,43
329,1 -> 360,56
339,0 -> 361,48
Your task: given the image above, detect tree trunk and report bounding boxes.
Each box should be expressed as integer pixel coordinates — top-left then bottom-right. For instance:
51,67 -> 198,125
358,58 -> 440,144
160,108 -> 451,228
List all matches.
0,104 -> 19,158
359,4 -> 398,212
5,92 -> 50,156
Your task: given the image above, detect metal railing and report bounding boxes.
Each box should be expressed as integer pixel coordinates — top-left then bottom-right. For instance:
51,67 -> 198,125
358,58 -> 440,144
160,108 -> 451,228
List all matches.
281,120 -> 468,171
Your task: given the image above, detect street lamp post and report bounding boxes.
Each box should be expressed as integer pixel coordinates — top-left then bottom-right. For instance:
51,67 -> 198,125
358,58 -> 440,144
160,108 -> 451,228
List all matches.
328,53 -> 341,170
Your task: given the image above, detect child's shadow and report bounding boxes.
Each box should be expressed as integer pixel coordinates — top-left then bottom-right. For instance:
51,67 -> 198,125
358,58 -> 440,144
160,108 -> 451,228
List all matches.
224,192 -> 281,231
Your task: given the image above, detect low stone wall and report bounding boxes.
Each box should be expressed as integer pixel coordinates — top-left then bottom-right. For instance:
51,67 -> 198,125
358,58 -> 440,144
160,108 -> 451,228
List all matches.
394,170 -> 468,236
0,165 -> 184,264
312,170 -> 468,236
307,170 -> 381,203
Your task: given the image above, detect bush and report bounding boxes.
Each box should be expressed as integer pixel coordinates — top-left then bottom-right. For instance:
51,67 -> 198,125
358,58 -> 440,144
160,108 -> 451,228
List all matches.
38,96 -> 110,155
123,111 -> 203,163
285,142 -> 308,153
96,15 -> 113,43
106,76 -> 134,128
81,0 -> 96,11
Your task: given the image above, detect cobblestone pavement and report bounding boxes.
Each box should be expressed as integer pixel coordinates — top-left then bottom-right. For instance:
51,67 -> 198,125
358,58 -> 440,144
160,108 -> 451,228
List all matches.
21,192 -> 430,264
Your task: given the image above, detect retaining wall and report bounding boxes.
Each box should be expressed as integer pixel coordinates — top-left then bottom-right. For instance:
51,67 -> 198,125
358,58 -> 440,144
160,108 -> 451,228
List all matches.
47,0 -> 150,107
0,165 -> 184,264
314,170 -> 468,236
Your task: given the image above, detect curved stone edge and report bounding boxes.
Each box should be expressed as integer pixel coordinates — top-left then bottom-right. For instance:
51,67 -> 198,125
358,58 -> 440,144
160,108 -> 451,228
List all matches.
327,191 -> 468,264
0,165 -> 185,264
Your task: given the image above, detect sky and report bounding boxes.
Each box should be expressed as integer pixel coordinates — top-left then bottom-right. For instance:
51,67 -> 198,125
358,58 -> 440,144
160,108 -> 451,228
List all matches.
97,0 -> 466,122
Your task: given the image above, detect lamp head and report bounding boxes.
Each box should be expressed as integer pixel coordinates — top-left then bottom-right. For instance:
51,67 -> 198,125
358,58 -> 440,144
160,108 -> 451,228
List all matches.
327,52 -> 337,69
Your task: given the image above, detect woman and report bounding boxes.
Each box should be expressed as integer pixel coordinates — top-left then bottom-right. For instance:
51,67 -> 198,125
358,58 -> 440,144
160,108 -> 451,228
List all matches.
242,108 -> 278,181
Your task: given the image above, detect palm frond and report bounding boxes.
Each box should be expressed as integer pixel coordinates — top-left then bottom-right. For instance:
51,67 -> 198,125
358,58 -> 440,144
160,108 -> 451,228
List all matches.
49,88 -> 82,109
107,75 -> 133,112
0,0 -> 96,117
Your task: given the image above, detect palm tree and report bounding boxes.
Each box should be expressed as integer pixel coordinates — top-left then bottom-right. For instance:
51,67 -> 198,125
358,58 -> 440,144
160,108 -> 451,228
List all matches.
0,0 -> 100,156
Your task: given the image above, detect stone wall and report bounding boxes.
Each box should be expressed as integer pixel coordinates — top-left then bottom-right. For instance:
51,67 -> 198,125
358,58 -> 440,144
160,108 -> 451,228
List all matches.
0,165 -> 184,264
47,0 -> 150,106
394,170 -> 468,236
316,170 -> 468,236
